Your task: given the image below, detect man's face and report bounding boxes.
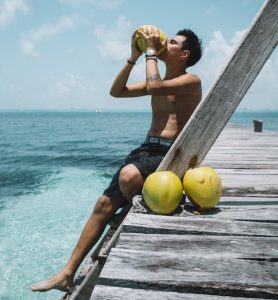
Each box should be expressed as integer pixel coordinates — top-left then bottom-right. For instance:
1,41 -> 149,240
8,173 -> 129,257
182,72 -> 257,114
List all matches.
159,35 -> 186,61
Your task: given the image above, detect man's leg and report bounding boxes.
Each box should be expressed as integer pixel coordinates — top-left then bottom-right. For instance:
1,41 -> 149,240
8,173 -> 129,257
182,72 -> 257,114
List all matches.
31,163 -> 143,292
31,194 -> 126,292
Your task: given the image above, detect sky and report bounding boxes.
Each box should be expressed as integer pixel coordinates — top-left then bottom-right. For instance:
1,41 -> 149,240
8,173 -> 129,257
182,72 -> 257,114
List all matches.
0,0 -> 277,111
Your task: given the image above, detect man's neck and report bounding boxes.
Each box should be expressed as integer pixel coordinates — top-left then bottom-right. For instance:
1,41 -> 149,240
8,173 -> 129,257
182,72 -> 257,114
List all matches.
164,62 -> 187,79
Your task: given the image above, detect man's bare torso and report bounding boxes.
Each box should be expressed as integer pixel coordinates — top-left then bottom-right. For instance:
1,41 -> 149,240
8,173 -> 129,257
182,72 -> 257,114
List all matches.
148,86 -> 202,140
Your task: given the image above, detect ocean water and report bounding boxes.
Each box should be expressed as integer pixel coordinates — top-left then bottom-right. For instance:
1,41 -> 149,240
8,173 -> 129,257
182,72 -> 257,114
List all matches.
0,110 -> 277,300
0,111 -> 150,300
230,110 -> 278,132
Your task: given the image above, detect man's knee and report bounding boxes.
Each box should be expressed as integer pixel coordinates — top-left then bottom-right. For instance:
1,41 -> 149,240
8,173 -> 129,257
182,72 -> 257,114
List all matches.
93,195 -> 113,216
119,164 -> 143,186
93,194 -> 126,217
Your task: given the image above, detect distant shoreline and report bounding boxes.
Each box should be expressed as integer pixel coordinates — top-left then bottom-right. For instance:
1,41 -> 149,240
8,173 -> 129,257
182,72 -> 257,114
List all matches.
0,109 -> 278,113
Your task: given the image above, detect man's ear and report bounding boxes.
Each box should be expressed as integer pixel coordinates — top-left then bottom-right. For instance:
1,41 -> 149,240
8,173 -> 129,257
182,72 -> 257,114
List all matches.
180,50 -> 190,60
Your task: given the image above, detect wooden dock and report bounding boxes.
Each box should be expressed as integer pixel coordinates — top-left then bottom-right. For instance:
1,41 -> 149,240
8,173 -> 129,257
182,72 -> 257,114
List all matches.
85,124 -> 278,300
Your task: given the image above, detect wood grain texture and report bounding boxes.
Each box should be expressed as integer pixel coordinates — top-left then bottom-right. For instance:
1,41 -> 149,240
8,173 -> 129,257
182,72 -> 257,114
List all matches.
98,248 -> 278,298
218,196 -> 278,205
122,213 -> 278,237
116,233 -> 278,259
157,0 -> 278,176
91,285 -> 261,300
188,206 -> 278,221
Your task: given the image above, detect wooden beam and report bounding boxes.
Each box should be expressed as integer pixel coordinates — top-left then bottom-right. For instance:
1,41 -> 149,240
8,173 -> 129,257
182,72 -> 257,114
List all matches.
157,0 -> 278,176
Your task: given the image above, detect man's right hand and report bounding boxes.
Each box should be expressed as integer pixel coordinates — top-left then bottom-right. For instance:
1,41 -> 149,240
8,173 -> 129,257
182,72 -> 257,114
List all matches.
130,30 -> 142,62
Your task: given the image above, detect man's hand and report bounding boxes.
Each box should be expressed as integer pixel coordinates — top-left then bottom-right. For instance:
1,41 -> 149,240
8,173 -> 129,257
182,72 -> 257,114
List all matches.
137,25 -> 166,54
130,30 -> 142,62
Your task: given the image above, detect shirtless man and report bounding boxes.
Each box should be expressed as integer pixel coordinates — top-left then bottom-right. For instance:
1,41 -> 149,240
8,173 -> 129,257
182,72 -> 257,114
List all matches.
31,26 -> 202,293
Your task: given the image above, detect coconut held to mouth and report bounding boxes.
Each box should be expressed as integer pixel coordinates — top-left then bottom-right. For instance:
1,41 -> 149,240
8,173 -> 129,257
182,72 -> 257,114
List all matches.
135,25 -> 167,55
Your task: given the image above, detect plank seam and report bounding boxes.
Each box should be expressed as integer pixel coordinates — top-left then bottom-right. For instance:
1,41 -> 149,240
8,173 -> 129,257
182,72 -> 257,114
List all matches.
98,278 -> 278,299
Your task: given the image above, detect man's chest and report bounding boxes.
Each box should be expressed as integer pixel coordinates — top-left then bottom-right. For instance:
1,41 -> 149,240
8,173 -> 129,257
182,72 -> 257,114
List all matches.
151,95 -> 177,113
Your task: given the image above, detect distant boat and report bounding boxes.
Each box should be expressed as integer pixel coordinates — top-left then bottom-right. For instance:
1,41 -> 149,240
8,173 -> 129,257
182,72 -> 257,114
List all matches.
95,109 -> 102,113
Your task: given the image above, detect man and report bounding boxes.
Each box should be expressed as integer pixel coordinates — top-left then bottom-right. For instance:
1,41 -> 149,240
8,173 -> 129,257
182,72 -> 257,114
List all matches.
31,26 -> 202,292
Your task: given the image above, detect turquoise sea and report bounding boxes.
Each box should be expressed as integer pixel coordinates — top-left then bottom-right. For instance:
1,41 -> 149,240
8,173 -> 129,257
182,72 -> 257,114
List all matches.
0,110 -> 277,300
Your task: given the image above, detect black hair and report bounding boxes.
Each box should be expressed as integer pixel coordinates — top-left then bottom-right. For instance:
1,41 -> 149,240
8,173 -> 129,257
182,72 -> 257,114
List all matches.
176,29 -> 202,67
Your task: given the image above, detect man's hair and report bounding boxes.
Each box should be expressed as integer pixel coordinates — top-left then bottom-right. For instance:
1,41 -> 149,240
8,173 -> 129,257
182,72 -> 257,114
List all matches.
176,29 -> 202,67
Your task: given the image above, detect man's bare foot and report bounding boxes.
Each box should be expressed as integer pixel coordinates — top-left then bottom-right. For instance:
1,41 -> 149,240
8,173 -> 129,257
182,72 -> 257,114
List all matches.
31,272 -> 73,292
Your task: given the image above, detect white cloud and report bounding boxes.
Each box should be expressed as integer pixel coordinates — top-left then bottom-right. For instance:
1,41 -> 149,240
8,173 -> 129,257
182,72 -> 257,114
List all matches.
195,29 -> 250,91
55,73 -> 84,97
0,0 -> 29,29
59,0 -> 124,9
195,30 -> 234,87
244,49 -> 278,109
20,16 -> 77,56
94,16 -> 131,61
231,29 -> 248,45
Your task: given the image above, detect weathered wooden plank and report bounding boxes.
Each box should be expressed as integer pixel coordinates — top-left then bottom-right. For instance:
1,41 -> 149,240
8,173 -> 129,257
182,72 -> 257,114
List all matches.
210,148 -> 278,154
201,163 -> 278,170
215,151 -> 278,155
204,158 -> 278,164
222,184 -> 278,190
158,0 -> 278,176
181,205 -> 278,222
205,157 -> 278,163
222,185 -> 278,197
116,233 -> 278,259
214,133 -> 278,140
213,138 -> 278,143
212,141 -> 278,146
221,177 -> 278,185
219,196 -> 278,205
208,147 -> 278,152
123,213 -> 278,237
98,248 -> 278,298
211,135 -> 278,142
215,169 -> 278,175
91,285 -> 261,300
213,133 -> 278,139
213,135 -> 278,140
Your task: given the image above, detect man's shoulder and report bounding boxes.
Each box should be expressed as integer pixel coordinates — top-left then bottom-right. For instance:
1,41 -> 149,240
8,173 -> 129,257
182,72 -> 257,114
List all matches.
179,72 -> 202,98
182,72 -> 201,83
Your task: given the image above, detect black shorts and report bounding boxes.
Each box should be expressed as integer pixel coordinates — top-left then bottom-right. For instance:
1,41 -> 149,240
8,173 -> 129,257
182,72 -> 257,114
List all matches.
103,142 -> 171,200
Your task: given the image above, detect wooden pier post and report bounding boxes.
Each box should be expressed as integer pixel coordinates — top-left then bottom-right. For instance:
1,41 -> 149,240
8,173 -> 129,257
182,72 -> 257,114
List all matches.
253,119 -> 263,132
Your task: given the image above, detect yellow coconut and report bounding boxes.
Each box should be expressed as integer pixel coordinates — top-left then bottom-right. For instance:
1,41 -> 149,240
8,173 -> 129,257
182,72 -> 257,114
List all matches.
142,171 -> 183,215
136,25 -> 167,55
183,167 -> 222,210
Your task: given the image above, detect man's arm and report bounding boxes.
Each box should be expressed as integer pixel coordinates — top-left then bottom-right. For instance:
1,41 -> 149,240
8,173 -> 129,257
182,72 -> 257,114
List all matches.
146,59 -> 201,96
110,31 -> 148,98
110,63 -> 148,98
